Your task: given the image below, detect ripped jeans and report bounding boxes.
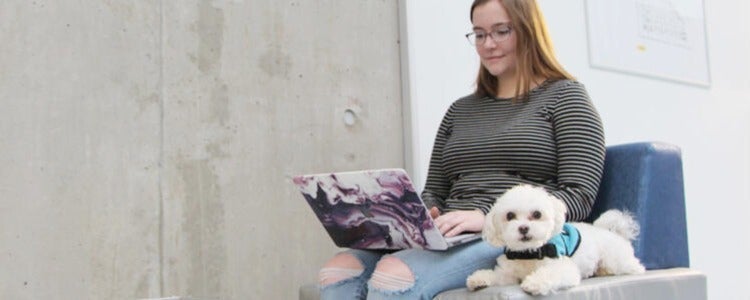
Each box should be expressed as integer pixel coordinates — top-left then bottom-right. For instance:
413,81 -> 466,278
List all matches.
320,240 -> 504,300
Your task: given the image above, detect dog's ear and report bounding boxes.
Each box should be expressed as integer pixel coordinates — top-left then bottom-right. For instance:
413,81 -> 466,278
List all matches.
482,207 -> 506,247
551,195 -> 567,234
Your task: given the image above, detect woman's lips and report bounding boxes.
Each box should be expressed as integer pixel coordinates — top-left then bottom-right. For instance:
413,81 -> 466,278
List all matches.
484,55 -> 504,62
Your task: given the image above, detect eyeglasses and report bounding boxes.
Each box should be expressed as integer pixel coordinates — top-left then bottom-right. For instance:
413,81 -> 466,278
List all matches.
465,26 -> 513,46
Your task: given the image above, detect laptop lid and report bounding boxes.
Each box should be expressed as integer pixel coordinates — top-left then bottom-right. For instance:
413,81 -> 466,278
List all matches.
293,168 -> 480,250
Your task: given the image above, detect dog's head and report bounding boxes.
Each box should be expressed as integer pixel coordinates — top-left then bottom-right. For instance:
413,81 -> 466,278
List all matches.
483,184 -> 567,251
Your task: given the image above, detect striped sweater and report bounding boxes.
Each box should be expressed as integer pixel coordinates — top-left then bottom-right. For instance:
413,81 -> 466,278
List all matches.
421,79 -> 605,221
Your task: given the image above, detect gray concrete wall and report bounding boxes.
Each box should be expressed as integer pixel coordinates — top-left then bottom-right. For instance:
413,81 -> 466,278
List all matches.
0,1 -> 403,299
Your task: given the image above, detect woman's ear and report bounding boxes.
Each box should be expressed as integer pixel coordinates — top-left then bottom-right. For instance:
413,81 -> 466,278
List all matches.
482,207 -> 506,247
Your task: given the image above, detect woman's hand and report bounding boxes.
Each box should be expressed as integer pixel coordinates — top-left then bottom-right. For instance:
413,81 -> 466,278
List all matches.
432,209 -> 485,237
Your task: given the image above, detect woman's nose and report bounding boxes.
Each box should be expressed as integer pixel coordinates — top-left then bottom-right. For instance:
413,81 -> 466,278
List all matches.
480,36 -> 498,49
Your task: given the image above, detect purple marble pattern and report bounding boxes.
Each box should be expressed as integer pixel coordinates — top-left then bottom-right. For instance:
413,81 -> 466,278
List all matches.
294,169 -> 445,250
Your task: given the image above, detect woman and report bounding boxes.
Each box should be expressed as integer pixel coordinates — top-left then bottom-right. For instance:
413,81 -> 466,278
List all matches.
318,0 -> 605,299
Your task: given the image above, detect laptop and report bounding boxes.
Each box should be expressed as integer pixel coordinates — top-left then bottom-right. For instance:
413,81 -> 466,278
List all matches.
293,168 -> 481,250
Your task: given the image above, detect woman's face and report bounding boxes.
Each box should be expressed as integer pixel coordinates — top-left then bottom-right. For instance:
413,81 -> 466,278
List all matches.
471,0 -> 518,80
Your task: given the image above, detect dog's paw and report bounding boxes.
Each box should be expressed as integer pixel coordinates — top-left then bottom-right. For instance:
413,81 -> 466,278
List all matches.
520,278 -> 555,296
466,270 -> 495,292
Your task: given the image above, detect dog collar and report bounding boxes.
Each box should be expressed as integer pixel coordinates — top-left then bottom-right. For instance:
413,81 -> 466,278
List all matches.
504,223 -> 581,260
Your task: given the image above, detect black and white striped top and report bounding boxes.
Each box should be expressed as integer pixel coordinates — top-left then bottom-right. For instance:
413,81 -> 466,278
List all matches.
421,79 -> 605,221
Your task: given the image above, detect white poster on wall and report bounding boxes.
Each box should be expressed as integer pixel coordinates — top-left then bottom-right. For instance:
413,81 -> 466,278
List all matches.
585,0 -> 710,86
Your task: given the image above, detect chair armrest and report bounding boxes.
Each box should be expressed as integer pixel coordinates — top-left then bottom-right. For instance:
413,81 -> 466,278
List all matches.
585,142 -> 690,269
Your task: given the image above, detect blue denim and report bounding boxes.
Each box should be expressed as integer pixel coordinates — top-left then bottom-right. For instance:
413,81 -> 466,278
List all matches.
320,240 -> 504,300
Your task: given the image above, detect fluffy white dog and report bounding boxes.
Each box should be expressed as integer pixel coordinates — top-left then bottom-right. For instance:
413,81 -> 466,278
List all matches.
466,184 -> 645,295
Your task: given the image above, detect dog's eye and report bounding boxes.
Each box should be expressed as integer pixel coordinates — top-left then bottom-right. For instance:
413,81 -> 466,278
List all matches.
506,212 -> 516,220
531,211 -> 542,219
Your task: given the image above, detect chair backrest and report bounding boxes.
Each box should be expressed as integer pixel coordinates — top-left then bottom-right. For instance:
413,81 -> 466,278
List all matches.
585,142 -> 690,269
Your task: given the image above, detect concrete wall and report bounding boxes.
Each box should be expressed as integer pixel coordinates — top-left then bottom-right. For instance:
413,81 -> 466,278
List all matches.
0,1 -> 403,299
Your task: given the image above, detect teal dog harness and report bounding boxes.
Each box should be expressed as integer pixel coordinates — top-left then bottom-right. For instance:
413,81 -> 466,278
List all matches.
504,223 -> 581,260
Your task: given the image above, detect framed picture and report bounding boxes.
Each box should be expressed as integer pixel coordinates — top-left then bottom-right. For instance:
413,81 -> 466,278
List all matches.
585,0 -> 710,87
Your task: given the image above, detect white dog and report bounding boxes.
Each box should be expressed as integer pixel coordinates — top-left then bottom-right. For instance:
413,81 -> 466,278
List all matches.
466,184 -> 645,295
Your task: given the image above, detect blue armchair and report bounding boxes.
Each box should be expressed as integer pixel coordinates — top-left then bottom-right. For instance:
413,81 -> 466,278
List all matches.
299,142 -> 706,300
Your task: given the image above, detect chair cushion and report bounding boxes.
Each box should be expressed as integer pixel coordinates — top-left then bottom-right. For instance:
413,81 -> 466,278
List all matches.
298,269 -> 706,300
434,268 -> 706,300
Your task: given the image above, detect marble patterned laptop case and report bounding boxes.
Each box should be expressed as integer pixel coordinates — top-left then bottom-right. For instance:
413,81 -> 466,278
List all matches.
293,169 -> 451,250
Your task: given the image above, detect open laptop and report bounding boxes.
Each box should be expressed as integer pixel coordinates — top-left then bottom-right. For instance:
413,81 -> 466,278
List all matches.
293,168 -> 481,250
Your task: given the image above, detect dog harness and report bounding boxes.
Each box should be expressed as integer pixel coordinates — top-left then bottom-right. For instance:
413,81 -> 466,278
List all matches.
504,223 -> 581,260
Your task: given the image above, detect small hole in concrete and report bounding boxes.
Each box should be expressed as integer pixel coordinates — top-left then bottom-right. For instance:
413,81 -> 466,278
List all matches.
343,109 -> 357,126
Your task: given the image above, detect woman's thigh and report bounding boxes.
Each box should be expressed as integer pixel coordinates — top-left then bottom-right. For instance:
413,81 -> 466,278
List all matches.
369,241 -> 504,299
319,249 -> 387,299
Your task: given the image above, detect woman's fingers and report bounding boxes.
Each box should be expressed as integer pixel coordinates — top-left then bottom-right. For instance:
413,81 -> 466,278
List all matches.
435,210 -> 485,236
435,213 -> 458,235
445,223 -> 464,237
429,207 -> 441,219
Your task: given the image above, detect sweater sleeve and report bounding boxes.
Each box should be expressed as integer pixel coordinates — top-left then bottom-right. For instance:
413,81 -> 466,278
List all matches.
420,103 -> 455,212
548,81 -> 606,221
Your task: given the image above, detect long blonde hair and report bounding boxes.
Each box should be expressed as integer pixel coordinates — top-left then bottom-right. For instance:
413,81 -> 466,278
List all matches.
470,0 -> 573,101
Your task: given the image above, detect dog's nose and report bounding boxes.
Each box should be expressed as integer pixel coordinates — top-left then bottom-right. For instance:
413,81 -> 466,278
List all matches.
518,225 -> 529,234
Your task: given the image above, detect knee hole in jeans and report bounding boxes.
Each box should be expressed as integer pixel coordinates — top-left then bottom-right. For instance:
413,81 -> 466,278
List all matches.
369,256 -> 415,291
319,253 -> 364,286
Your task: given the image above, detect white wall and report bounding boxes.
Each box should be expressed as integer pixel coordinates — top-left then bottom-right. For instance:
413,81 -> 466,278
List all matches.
402,0 -> 750,298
